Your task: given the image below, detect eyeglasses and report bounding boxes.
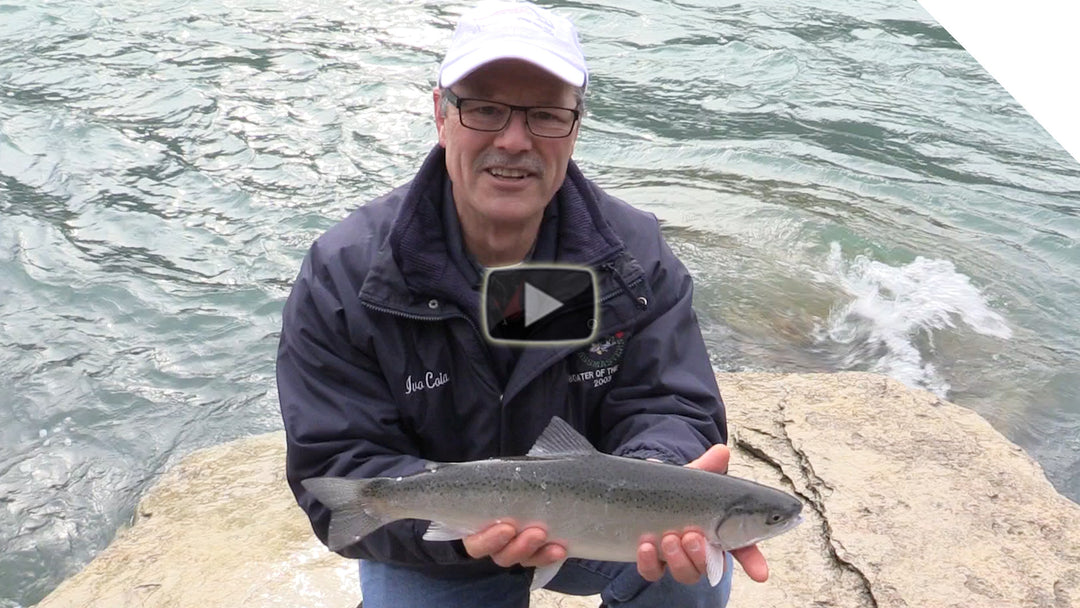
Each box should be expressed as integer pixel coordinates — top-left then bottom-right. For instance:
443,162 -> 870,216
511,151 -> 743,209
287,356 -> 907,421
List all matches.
443,89 -> 580,139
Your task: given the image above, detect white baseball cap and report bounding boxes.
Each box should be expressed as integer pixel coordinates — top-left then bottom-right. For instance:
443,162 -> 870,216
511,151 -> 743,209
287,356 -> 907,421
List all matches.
438,1 -> 587,89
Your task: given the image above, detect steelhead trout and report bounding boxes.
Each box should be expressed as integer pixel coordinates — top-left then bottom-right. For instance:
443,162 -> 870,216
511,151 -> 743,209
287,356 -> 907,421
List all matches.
302,417 -> 803,589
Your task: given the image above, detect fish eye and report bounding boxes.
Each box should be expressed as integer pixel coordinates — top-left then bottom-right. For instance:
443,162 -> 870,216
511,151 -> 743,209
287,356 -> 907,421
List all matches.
766,513 -> 784,525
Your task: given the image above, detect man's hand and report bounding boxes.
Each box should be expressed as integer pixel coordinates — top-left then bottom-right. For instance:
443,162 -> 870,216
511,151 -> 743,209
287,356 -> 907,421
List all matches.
635,445 -> 770,584
463,523 -> 567,568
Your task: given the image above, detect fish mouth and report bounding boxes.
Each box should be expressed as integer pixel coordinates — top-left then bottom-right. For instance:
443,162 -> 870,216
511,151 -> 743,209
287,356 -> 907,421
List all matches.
717,514 -> 804,552
766,514 -> 804,538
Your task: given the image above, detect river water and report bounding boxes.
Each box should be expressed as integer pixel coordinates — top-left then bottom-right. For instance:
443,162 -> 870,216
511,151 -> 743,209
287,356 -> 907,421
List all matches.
1,0 -> 1078,605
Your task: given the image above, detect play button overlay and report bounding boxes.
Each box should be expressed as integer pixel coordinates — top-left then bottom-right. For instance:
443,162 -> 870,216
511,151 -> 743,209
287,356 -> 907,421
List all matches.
482,264 -> 599,346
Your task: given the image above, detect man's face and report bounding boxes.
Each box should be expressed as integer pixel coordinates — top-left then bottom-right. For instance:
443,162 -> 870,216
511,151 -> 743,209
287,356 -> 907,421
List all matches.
435,60 -> 580,230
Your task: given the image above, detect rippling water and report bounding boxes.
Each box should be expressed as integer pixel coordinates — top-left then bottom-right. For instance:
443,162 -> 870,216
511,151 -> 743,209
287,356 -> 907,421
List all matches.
2,1 -> 1079,605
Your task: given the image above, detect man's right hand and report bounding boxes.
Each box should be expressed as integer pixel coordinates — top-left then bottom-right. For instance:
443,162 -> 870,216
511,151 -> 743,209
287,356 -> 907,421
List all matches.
463,523 -> 567,568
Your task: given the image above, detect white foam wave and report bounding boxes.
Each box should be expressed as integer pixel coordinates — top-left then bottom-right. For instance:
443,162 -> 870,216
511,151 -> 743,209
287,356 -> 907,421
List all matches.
822,242 -> 1012,396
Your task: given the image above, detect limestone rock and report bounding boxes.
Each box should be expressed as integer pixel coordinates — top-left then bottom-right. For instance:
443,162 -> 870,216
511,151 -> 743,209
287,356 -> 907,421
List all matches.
723,372 -> 1080,608
36,372 -> 1080,608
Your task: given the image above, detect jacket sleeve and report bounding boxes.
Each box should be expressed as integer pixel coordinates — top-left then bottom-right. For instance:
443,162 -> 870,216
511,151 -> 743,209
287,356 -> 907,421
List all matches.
597,228 -> 727,466
276,242 -> 470,564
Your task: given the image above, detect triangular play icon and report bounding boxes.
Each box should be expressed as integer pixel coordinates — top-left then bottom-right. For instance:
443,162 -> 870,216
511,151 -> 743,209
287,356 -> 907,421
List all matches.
524,282 -> 564,327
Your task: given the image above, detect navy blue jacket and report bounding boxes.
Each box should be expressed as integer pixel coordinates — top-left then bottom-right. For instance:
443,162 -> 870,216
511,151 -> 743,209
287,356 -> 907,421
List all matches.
277,146 -> 726,578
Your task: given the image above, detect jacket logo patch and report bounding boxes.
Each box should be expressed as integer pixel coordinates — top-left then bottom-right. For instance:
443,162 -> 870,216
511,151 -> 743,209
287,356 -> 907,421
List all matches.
569,332 -> 627,388
576,331 -> 626,369
404,371 -> 450,395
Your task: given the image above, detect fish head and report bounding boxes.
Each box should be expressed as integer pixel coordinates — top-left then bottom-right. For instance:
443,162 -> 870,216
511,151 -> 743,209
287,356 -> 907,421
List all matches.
708,490 -> 804,551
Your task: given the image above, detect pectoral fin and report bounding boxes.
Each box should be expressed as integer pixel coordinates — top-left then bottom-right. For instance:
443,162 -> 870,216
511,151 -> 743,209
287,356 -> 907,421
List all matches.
705,544 -> 728,587
530,559 -> 566,590
422,521 -> 478,542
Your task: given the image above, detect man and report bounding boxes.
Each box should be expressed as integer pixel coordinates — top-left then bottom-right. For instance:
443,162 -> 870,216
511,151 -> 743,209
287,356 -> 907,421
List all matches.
277,2 -> 768,606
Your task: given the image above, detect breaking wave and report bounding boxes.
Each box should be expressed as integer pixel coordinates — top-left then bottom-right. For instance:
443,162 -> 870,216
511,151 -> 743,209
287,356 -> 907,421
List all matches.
820,242 -> 1012,396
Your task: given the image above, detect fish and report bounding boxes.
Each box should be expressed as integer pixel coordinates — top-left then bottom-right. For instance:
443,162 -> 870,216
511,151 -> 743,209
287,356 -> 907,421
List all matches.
302,416 -> 803,590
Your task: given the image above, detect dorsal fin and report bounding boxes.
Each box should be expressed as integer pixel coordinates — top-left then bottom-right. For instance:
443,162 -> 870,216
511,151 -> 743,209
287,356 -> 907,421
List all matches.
527,417 -> 599,458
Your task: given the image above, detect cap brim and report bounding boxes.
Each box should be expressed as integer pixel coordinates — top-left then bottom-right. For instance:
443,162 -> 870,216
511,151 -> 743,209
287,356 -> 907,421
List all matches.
439,42 -> 586,88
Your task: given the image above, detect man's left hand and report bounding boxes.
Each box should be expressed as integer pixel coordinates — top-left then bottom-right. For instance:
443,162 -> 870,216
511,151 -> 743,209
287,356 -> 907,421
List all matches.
635,445 -> 770,585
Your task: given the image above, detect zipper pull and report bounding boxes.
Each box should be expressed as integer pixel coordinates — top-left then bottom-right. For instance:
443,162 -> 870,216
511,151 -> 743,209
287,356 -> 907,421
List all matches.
602,261 -> 648,310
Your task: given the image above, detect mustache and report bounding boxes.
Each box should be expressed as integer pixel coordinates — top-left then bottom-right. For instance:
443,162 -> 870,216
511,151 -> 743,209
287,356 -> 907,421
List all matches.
474,151 -> 544,176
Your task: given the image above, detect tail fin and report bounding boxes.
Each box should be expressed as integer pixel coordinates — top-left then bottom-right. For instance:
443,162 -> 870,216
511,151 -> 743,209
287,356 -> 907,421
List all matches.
302,477 -> 386,552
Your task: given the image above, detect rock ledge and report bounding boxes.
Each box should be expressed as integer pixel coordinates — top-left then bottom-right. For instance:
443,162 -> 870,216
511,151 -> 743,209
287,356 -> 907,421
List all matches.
36,373 -> 1080,608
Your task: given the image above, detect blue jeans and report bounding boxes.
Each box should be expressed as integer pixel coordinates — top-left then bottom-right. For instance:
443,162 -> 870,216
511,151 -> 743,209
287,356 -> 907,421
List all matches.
359,555 -> 733,608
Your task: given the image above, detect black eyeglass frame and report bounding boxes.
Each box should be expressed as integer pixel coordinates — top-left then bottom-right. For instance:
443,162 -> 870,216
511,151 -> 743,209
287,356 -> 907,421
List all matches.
442,89 -> 581,139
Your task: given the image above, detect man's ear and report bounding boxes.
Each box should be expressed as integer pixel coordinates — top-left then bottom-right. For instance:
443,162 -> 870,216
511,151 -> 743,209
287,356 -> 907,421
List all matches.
433,88 -> 447,148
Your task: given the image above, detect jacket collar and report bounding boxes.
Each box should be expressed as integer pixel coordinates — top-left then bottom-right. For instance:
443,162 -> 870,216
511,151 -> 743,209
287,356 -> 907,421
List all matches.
360,146 -> 631,316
